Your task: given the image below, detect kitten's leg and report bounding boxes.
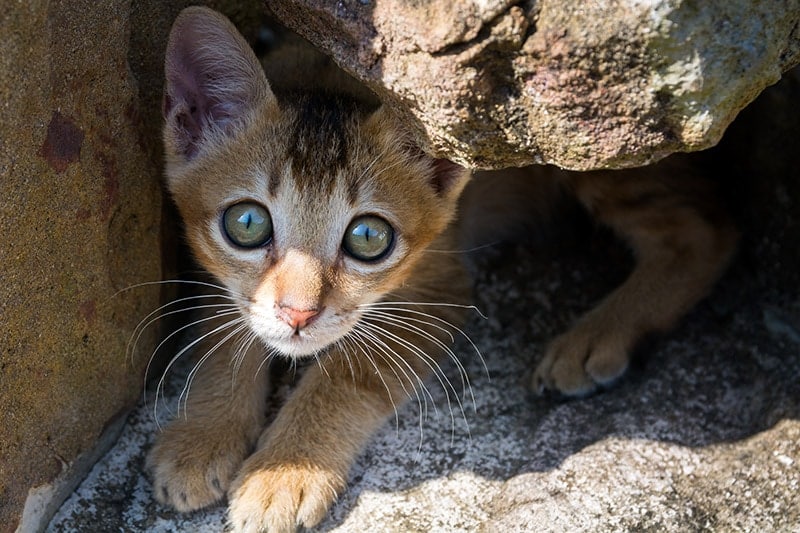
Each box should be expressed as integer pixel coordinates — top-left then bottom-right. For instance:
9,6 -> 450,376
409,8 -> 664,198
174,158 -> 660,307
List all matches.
227,265 -> 469,532
146,315 -> 269,511
227,357 -> 395,532
532,162 -> 738,396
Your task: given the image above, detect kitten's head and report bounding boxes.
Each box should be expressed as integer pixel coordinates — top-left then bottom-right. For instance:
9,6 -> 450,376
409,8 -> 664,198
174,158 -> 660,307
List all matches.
162,7 -> 469,358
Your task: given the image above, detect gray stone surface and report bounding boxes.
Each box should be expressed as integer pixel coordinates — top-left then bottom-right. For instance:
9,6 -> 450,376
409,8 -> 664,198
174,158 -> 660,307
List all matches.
267,0 -> 800,170
47,228 -> 800,531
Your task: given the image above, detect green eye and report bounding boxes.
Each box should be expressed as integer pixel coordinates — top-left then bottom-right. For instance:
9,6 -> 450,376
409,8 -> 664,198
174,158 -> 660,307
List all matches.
343,215 -> 394,261
222,202 -> 272,248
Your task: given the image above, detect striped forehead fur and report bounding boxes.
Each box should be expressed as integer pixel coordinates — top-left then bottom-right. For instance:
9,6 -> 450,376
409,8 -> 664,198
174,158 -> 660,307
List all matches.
274,92 -> 364,198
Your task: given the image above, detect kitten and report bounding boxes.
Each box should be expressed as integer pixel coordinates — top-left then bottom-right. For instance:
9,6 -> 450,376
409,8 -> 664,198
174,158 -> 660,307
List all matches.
147,6 -> 471,532
147,6 -> 738,532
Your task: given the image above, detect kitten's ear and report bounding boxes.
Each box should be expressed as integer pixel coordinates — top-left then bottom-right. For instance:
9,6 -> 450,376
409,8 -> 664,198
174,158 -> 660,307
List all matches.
428,158 -> 470,201
163,6 -> 274,160
367,106 -> 471,200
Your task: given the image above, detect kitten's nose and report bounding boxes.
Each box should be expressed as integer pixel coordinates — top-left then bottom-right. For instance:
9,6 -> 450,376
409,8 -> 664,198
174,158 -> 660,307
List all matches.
277,305 -> 320,331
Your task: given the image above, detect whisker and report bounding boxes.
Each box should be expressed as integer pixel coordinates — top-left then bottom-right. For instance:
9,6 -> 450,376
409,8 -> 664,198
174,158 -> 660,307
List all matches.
254,345 -> 280,378
179,322 -> 250,418
332,336 -> 359,385
351,324 -> 430,406
231,330 -> 259,385
145,310 -> 241,388
345,327 -> 410,428
363,308 -> 456,342
361,301 -> 489,320
128,299 -> 239,365
314,351 -> 331,380
350,327 -> 440,450
109,278 -> 238,301
150,312 -> 243,426
361,311 -> 476,412
360,303 -> 488,378
423,241 -> 504,255
360,320 -> 464,433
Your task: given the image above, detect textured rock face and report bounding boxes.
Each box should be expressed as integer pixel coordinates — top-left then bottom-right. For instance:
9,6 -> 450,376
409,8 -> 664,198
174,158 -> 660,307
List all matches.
0,2 -> 163,531
0,2 -> 280,530
267,0 -> 800,169
1,2 -> 271,529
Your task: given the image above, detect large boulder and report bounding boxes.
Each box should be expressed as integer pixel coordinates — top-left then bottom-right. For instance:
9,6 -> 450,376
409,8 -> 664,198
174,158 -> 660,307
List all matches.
267,0 -> 800,169
0,2 -> 162,531
0,1 -> 266,531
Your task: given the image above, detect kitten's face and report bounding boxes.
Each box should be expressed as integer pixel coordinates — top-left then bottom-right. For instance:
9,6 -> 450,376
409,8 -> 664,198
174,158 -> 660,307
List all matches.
172,101 -> 463,357
161,10 -> 467,358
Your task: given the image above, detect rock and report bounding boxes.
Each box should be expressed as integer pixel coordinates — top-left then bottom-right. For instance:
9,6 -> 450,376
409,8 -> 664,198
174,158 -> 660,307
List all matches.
0,1 -> 268,531
0,2 -> 163,531
267,0 -> 800,170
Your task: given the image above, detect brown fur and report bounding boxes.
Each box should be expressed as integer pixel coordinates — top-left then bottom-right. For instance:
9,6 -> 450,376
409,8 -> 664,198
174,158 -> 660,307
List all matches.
465,160 -> 737,395
147,6 -> 737,532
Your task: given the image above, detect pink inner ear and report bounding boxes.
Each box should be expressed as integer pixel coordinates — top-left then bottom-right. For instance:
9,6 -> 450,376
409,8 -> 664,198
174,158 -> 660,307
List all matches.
163,8 -> 269,159
431,159 -> 467,196
164,50 -> 213,156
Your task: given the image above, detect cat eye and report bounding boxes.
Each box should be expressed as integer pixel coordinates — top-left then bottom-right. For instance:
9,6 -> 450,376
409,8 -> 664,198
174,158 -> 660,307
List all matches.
222,202 -> 273,248
342,215 -> 394,262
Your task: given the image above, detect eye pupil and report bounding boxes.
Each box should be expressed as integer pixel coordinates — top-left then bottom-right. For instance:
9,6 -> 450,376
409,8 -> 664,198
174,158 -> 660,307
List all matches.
223,202 -> 272,248
343,216 -> 394,261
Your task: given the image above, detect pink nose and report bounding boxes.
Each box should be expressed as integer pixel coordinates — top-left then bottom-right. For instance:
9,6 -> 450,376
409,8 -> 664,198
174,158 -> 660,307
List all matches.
277,306 -> 320,330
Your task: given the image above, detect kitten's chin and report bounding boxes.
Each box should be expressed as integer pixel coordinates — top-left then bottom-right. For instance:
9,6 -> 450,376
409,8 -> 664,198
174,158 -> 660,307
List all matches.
266,335 -> 338,359
246,306 -> 362,359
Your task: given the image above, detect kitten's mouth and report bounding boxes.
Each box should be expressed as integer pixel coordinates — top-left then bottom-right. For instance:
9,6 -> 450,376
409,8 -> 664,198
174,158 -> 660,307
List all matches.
245,306 -> 361,359
248,308 -> 361,359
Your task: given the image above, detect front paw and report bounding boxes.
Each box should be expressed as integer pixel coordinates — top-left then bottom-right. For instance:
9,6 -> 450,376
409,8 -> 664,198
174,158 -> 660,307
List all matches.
532,318 -> 632,396
146,421 -> 252,512
228,453 -> 344,533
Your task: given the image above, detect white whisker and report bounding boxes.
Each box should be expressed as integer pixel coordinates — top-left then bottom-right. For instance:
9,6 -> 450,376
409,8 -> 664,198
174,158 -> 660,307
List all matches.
361,300 -> 489,320
361,311 -> 476,412
351,324 -> 429,399
128,299 -> 239,365
332,336 -> 359,385
179,322 -> 250,418
363,308 -> 456,342
150,312 -> 243,427
254,345 -> 280,378
360,303 -> 488,378
110,278 -> 236,300
359,320 -> 463,433
423,241 -> 503,255
344,328 -> 407,428
231,330 -> 259,384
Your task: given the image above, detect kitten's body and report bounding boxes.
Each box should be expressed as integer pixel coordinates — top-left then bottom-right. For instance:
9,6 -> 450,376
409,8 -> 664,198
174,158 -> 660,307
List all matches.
149,8 -> 470,532
148,7 -> 736,532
